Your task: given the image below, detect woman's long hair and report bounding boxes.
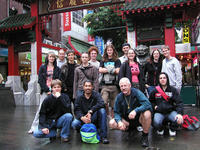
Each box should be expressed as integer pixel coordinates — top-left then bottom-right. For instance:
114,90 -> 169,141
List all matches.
102,44 -> 118,62
150,49 -> 163,64
45,51 -> 57,67
158,72 -> 170,87
128,48 -> 138,64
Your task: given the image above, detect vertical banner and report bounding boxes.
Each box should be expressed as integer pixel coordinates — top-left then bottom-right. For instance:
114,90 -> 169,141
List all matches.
95,36 -> 104,56
63,12 -> 71,31
183,25 -> 190,43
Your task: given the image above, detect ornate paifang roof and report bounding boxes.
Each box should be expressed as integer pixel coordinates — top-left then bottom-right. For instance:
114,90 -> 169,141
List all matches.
123,0 -> 198,14
0,13 -> 36,32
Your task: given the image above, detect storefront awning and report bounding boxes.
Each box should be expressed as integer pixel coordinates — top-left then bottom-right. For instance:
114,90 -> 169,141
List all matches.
67,36 -> 102,59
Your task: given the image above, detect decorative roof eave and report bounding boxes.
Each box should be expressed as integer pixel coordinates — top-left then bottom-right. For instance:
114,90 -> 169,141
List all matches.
0,13 -> 36,33
0,21 -> 36,32
122,0 -> 200,15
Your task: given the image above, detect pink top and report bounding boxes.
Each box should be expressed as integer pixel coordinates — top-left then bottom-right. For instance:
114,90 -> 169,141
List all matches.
129,63 -> 140,83
46,66 -> 54,88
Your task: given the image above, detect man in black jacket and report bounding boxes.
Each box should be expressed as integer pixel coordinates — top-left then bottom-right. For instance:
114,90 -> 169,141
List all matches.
33,80 -> 73,143
149,72 -> 183,136
72,80 -> 109,144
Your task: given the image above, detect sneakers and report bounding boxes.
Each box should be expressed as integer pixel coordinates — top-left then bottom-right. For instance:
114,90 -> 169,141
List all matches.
169,129 -> 176,136
102,138 -> 110,144
137,126 -> 143,132
61,137 -> 70,143
28,129 -> 33,134
157,130 -> 164,136
141,136 -> 149,147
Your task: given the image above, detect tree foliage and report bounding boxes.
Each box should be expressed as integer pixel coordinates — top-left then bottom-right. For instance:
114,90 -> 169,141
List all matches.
83,6 -> 126,52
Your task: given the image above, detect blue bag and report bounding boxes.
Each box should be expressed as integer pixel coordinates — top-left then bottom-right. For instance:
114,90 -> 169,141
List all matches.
80,123 -> 100,143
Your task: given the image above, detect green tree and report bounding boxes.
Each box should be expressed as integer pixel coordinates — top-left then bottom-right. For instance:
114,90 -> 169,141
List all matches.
83,6 -> 126,53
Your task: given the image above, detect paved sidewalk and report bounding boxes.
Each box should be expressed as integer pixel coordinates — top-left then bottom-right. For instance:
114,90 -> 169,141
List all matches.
0,106 -> 199,150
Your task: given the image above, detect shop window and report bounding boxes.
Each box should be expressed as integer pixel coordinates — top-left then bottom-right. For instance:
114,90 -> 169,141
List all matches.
72,10 -> 84,27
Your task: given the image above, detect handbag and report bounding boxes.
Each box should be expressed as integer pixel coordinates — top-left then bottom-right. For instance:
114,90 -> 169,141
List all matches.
182,115 -> 200,131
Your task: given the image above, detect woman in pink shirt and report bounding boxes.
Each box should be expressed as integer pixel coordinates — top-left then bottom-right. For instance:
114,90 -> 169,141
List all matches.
119,48 -> 145,92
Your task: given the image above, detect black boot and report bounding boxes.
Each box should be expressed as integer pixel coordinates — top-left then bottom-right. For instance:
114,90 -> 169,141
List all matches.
141,132 -> 149,147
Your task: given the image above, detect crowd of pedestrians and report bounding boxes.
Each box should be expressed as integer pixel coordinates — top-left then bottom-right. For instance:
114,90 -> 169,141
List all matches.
28,43 -> 184,147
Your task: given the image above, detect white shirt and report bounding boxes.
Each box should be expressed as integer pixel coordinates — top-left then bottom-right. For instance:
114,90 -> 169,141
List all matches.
57,58 -> 67,68
119,55 -> 128,64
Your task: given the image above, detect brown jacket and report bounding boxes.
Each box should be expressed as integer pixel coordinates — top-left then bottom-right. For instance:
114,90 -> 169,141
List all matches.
73,64 -> 99,99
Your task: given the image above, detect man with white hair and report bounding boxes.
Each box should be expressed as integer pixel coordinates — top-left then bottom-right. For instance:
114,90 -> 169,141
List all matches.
109,77 -> 152,147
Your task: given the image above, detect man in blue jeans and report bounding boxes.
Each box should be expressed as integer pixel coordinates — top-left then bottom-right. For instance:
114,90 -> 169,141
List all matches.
33,79 -> 73,143
72,80 -> 109,144
149,72 -> 183,136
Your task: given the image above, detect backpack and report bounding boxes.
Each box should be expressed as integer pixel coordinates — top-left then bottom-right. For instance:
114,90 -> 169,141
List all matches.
182,115 -> 200,131
80,123 -> 100,143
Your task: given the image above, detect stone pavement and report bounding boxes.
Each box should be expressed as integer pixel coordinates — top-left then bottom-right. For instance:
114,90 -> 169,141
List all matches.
0,106 -> 200,150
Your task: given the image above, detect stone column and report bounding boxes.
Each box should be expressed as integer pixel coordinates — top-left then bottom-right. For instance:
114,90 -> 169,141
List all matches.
24,42 -> 40,105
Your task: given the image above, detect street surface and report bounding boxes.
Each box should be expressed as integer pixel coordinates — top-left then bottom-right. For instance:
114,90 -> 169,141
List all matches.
0,106 -> 199,150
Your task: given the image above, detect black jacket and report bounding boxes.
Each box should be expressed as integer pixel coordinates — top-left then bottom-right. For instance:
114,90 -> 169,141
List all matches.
149,86 -> 183,115
144,61 -> 162,86
38,64 -> 61,93
60,62 -> 79,91
74,90 -> 105,120
39,93 -> 72,129
118,61 -> 145,92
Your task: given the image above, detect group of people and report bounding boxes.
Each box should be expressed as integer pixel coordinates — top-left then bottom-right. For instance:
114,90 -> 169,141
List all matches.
28,43 -> 184,147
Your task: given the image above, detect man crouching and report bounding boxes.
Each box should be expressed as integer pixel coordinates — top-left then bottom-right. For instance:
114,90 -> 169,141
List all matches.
109,77 -> 152,147
33,79 -> 73,143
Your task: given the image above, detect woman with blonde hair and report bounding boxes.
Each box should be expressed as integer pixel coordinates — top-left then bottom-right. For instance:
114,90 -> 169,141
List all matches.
28,51 -> 61,134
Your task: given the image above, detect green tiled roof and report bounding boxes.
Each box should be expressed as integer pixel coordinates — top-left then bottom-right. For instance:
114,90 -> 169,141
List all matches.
124,0 -> 193,11
0,13 -> 35,31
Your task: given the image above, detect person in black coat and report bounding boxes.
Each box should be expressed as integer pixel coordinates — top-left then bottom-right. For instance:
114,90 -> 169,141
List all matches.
118,48 -> 145,92
144,49 -> 162,95
28,51 -> 61,134
149,72 -> 183,136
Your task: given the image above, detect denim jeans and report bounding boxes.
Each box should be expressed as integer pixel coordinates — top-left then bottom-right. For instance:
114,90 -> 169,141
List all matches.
33,113 -> 73,139
72,108 -> 107,138
147,86 -> 155,95
153,111 -> 178,130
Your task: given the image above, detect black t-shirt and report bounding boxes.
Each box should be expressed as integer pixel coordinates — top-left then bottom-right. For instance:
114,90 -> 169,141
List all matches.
100,59 -> 121,85
100,59 -> 121,68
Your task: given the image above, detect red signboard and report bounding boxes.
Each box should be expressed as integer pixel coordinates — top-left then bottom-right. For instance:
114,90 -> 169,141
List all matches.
63,12 -> 71,31
88,35 -> 95,42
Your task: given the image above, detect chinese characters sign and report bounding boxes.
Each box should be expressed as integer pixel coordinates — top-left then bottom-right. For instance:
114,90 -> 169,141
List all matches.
39,0 -> 124,15
183,25 -> 190,43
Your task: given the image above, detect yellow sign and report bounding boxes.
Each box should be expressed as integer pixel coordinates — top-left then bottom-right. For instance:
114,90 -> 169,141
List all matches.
183,25 -> 190,43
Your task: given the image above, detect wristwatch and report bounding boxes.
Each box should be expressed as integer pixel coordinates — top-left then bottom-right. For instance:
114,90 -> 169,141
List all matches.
88,110 -> 93,114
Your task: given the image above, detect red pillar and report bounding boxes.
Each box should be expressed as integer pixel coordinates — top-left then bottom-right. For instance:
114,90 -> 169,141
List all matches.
164,26 -> 176,57
8,45 -> 19,76
31,1 -> 42,73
